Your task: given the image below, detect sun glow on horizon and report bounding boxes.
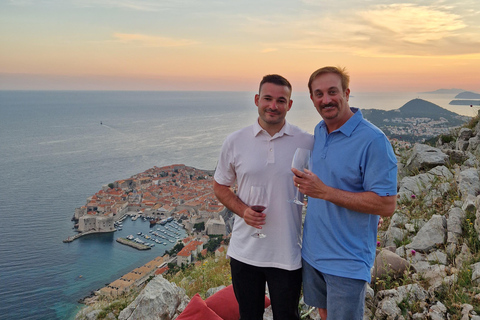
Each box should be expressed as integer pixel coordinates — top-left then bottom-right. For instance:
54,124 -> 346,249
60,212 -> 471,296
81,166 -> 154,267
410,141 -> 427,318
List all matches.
0,0 -> 479,92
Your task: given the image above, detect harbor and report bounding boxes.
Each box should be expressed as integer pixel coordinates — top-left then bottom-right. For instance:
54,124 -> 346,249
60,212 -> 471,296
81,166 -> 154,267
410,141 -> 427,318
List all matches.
118,218 -> 185,249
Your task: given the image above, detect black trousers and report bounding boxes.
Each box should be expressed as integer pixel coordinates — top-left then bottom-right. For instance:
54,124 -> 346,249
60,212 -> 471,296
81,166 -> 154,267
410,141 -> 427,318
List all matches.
230,258 -> 302,320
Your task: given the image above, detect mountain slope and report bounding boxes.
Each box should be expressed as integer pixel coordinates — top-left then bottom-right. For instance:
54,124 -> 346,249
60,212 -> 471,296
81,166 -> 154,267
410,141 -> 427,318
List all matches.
362,98 -> 469,142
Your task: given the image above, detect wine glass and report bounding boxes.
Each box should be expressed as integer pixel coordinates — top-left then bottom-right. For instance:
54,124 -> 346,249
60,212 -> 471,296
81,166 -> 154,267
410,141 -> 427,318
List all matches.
249,185 -> 267,238
290,148 -> 311,206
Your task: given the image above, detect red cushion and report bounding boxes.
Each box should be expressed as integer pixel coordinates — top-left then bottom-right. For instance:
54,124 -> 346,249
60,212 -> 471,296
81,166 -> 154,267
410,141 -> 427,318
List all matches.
205,285 -> 271,320
177,293 -> 223,320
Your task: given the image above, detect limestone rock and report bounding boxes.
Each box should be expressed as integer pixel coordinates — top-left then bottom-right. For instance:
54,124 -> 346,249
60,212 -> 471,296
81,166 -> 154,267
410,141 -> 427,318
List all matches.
458,128 -> 473,141
206,285 -> 225,298
428,301 -> 447,320
383,226 -> 408,247
461,304 -> 474,320
118,276 -> 189,320
75,308 -> 102,320
472,262 -> 480,285
456,128 -> 473,151
455,243 -> 473,268
462,194 -> 476,214
467,135 -> 480,155
456,167 -> 480,198
447,207 -> 466,245
371,249 -> 412,283
375,284 -> 429,320
405,144 -> 449,174
426,250 -> 447,265
476,206 -> 480,240
406,215 -> 446,253
422,264 -> 447,288
398,166 -> 452,201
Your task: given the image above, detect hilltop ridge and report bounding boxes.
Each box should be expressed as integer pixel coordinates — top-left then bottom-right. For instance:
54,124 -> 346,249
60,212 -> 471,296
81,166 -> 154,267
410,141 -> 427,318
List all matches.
399,98 -> 460,118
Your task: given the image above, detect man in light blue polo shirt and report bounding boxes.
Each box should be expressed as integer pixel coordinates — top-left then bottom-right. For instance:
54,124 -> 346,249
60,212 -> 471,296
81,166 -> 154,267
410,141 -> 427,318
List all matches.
292,66 -> 397,320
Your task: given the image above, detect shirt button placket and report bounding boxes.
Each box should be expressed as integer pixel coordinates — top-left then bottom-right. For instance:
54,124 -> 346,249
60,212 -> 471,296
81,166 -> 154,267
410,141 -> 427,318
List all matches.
268,141 -> 274,163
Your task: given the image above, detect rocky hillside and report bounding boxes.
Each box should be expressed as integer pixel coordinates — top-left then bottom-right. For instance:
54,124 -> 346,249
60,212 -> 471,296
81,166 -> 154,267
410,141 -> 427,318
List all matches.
75,117 -> 480,320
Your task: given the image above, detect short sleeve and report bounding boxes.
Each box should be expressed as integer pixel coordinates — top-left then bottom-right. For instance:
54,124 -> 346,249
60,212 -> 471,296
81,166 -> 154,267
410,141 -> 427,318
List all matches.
363,134 -> 398,197
214,135 -> 237,187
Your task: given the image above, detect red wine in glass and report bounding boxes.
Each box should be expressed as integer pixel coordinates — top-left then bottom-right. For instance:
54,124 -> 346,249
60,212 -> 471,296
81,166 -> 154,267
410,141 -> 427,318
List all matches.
251,205 -> 266,212
249,186 -> 267,238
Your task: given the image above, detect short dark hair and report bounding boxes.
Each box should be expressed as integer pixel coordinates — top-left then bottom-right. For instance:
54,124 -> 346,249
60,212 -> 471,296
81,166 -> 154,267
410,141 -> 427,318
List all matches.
308,66 -> 350,95
259,74 -> 292,94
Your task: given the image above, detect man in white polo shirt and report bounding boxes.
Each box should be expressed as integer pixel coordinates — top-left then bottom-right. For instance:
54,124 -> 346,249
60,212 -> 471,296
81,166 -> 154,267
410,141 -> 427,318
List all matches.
214,74 -> 313,320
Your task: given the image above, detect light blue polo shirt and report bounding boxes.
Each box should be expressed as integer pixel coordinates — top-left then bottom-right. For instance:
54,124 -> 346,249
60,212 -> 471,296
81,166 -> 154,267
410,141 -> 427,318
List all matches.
302,108 -> 397,282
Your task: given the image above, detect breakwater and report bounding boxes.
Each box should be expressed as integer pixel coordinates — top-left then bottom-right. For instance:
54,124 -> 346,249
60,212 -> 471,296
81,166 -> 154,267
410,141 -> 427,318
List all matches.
63,230 -> 115,243
116,238 -> 151,250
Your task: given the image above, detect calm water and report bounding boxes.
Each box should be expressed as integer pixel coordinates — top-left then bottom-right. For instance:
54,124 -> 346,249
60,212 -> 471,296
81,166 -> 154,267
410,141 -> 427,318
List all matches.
0,90 -> 469,320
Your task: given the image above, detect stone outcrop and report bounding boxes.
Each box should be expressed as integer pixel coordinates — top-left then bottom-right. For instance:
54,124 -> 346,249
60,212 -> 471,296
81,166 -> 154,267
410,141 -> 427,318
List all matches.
397,165 -> 453,202
118,276 -> 189,320
404,144 -> 448,174
406,215 -> 447,253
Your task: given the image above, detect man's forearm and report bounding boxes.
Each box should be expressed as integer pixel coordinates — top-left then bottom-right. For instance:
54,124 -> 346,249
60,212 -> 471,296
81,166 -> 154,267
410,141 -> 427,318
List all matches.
293,168 -> 396,217
322,186 -> 396,217
213,181 -> 248,218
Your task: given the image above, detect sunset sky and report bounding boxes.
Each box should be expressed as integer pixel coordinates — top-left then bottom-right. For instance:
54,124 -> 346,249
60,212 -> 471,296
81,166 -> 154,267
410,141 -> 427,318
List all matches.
1,0 -> 479,92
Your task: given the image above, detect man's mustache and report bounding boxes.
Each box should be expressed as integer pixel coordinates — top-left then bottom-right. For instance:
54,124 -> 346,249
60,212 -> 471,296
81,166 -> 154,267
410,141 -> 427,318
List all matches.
320,103 -> 337,108
265,109 -> 281,114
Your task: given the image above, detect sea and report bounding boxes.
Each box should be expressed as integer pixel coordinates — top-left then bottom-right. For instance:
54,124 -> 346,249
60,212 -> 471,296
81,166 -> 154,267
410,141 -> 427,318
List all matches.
0,90 -> 475,320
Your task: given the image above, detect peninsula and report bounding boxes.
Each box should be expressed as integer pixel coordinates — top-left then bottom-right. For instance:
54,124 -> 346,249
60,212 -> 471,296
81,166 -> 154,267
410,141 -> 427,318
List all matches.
64,164 -> 227,242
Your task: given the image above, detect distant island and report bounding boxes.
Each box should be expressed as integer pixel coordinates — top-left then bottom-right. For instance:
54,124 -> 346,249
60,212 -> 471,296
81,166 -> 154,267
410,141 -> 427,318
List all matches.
455,91 -> 480,99
362,98 -> 470,143
420,88 -> 466,94
449,91 -> 480,106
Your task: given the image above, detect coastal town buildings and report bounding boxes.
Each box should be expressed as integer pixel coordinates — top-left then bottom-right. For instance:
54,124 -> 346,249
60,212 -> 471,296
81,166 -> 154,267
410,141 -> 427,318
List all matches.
73,164 -> 236,303
71,164 -> 223,236
98,255 -> 170,297
205,214 -> 226,236
176,240 -> 204,267
98,235 -> 221,298
381,117 -> 455,140
77,214 -> 115,233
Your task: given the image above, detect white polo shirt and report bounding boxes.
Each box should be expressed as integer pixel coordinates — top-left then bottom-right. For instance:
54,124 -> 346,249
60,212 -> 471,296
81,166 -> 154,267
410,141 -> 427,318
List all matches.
214,120 -> 313,270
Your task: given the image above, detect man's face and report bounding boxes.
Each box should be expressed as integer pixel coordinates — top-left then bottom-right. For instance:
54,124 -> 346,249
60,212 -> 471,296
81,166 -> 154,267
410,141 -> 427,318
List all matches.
255,82 -> 292,129
310,73 -> 350,125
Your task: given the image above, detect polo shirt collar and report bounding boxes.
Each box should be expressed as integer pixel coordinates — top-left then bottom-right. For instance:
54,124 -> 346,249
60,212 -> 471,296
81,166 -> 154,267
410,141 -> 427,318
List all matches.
320,107 -> 362,137
253,119 -> 293,138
